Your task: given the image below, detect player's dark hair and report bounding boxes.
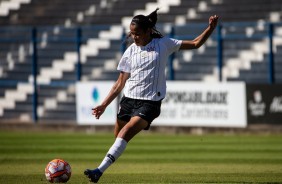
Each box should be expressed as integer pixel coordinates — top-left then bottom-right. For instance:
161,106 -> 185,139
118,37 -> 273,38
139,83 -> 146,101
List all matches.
126,8 -> 163,43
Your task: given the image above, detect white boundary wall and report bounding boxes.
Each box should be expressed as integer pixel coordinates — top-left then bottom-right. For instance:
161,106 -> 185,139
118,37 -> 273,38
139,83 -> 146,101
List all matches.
155,81 -> 247,128
76,81 -> 247,128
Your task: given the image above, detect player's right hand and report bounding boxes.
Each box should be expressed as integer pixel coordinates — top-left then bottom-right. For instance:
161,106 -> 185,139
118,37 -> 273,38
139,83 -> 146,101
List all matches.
92,105 -> 106,119
209,15 -> 219,29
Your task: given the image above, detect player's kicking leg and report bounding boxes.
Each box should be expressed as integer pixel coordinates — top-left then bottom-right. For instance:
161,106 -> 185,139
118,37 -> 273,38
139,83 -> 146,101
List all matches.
85,117 -> 148,183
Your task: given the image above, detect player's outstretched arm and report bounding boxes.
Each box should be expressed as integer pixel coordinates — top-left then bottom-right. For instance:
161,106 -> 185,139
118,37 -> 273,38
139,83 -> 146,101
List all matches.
180,15 -> 219,50
92,72 -> 129,119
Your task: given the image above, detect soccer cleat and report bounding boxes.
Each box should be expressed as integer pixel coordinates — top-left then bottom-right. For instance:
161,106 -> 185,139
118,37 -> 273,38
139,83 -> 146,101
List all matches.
84,168 -> 103,183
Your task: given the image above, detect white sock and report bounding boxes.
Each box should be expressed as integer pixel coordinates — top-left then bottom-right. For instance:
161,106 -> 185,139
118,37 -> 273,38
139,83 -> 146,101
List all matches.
98,137 -> 127,173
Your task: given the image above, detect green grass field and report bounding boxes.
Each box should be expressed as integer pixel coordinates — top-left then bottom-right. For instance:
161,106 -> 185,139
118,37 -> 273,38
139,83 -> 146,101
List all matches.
0,130 -> 282,184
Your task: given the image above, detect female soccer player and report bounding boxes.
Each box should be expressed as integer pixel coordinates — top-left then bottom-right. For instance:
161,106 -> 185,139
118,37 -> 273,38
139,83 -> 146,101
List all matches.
84,8 -> 219,183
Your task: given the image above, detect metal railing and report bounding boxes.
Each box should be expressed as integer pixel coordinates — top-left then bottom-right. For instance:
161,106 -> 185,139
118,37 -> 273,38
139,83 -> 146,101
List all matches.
0,22 -> 281,122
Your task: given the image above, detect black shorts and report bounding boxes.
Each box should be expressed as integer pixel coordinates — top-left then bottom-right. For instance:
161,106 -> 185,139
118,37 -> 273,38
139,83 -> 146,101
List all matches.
117,96 -> 162,130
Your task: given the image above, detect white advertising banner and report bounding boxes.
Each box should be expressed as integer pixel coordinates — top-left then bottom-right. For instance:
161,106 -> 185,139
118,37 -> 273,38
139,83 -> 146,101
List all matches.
154,82 -> 247,128
76,81 -> 116,125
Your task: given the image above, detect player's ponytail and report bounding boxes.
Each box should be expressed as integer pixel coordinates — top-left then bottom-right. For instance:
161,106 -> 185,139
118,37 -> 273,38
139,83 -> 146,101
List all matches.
146,8 -> 159,28
147,8 -> 163,38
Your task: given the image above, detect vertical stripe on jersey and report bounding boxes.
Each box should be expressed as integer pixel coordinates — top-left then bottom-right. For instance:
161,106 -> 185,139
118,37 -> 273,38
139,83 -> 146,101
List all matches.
135,46 -> 139,99
154,41 -> 161,99
144,47 -> 148,99
134,46 -> 139,99
138,47 -> 142,99
148,40 -> 155,98
130,46 -> 136,98
150,40 -> 156,98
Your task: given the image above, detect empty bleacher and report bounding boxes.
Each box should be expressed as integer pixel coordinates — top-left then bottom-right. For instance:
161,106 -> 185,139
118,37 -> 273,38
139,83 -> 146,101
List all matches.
0,0 -> 282,122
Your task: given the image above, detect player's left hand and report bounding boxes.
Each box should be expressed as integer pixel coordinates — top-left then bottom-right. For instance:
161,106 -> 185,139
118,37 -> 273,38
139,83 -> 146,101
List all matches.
209,15 -> 219,29
92,105 -> 106,119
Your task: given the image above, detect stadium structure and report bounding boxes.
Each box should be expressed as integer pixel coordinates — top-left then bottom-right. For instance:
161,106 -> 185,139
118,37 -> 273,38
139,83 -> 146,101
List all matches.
0,0 -> 282,127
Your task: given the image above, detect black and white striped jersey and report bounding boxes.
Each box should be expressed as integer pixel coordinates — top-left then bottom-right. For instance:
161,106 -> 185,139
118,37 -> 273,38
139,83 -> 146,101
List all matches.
117,37 -> 182,101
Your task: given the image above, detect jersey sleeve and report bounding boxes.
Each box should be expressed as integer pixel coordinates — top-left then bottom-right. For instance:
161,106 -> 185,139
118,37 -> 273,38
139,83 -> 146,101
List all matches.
161,37 -> 182,55
117,47 -> 131,73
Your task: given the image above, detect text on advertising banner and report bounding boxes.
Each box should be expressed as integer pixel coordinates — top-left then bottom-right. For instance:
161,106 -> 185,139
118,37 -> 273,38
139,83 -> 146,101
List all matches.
154,82 -> 247,128
247,84 -> 282,124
